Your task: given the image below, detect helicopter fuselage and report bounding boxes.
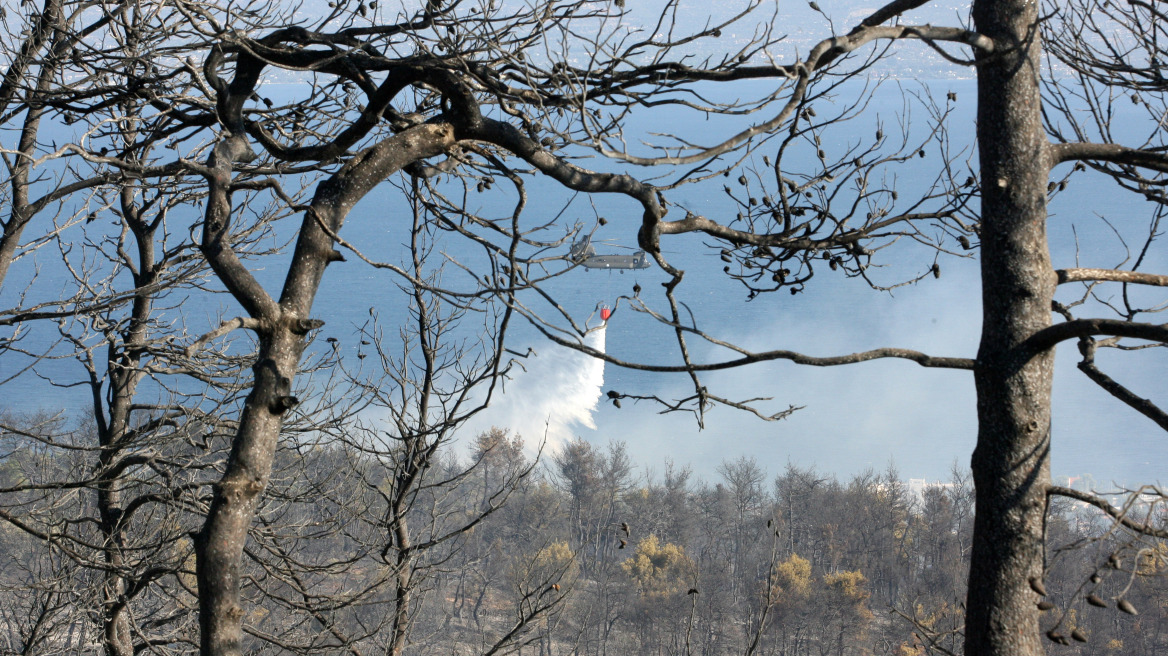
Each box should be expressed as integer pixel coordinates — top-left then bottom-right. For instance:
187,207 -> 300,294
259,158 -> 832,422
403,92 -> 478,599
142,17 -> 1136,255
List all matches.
569,236 -> 650,270
579,252 -> 650,270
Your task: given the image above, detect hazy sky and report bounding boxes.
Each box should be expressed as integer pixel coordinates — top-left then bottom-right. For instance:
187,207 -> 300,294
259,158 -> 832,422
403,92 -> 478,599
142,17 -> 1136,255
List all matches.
3,6 -> 1163,493
462,76 -> 1168,489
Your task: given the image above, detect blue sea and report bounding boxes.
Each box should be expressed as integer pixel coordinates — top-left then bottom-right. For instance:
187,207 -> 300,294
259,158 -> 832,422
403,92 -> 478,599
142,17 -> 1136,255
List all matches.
2,77 -> 1165,488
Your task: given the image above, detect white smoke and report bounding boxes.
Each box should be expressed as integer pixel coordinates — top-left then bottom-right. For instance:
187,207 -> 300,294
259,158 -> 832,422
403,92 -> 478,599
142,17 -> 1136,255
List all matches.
466,325 -> 607,453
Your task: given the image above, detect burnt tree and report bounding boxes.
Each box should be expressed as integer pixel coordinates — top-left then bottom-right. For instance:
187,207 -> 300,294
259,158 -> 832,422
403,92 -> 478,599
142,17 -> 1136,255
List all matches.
6,0 -> 1161,654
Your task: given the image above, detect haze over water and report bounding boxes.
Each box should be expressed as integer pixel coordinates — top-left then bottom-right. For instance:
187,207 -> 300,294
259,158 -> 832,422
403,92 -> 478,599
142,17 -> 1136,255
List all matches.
2,78 -> 1165,489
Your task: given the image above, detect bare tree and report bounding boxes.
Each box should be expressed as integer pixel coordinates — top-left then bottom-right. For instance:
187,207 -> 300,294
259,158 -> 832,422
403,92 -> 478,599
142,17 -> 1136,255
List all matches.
0,3 -> 294,654
5,1 -> 1167,655
497,1 -> 1168,654
0,106 -> 262,656
156,2 -> 775,651
235,209 -> 569,655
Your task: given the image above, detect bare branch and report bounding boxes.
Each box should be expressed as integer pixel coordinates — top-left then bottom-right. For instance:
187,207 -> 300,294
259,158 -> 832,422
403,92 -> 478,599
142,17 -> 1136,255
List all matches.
1057,268 -> 1168,286
538,325 -> 974,372
185,317 -> 264,357
1025,318 -> 1168,353
1076,337 -> 1168,431
1048,485 -> 1168,540
1051,142 -> 1168,172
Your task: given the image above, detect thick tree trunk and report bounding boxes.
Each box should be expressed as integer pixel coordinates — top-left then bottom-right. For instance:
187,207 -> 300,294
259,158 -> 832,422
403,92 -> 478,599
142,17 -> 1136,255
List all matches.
98,475 -> 133,656
193,121 -> 454,656
967,1 -> 1054,655
193,131 -> 307,656
390,508 -> 413,656
196,330 -> 304,656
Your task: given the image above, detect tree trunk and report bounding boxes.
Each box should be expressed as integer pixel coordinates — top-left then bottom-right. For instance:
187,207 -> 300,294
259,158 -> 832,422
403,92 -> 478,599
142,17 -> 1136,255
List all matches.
196,330 -> 303,656
98,190 -> 158,656
388,492 -> 414,656
967,0 -> 1054,655
193,120 -> 455,656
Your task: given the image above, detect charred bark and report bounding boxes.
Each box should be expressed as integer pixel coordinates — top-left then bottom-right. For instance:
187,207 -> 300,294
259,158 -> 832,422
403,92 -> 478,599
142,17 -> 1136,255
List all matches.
967,0 -> 1055,655
192,57 -> 457,652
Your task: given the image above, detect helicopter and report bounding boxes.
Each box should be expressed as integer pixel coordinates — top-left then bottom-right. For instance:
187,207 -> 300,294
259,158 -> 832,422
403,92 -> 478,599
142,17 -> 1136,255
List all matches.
568,234 -> 650,270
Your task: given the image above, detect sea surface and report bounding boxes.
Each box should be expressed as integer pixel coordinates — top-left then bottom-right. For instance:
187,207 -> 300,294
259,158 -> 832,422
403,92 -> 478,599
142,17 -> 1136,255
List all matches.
2,77 -> 1165,488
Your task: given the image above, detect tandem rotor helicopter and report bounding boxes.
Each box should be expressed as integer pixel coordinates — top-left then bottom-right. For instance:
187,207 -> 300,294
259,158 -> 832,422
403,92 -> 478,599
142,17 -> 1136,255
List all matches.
567,234 -> 650,271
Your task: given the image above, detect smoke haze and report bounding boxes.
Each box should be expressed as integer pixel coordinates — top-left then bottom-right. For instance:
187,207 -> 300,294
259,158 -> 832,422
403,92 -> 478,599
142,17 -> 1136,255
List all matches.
464,325 -> 607,453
